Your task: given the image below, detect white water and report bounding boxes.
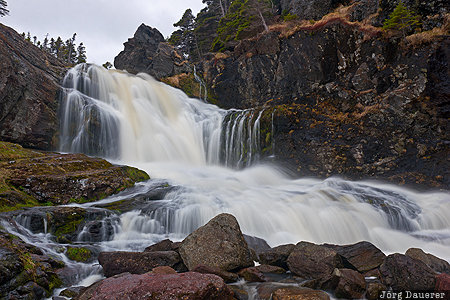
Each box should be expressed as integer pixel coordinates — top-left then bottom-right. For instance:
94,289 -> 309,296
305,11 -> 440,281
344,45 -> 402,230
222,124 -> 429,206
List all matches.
58,64 -> 450,260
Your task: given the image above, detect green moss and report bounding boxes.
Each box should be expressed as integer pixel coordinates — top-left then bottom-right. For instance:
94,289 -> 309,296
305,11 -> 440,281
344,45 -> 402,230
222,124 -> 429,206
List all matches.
124,166 -> 150,182
53,213 -> 85,237
47,273 -> 63,293
66,247 -> 92,262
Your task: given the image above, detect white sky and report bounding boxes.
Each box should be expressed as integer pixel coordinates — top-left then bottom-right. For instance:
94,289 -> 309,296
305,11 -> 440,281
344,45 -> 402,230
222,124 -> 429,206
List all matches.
1,0 -> 205,65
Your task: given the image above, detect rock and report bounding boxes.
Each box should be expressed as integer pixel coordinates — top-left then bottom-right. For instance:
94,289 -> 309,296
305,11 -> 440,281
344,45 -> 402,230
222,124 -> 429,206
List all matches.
255,264 -> 286,274
243,234 -> 271,255
272,287 -> 330,300
76,272 -> 234,300
114,24 -> 189,79
405,248 -> 450,274
145,239 -> 180,252
178,213 -> 254,271
258,244 -> 295,269
349,0 -> 380,22
366,282 -> 387,300
192,264 -> 239,283
65,246 -> 94,263
0,141 -> 149,210
151,266 -> 177,275
228,285 -> 249,300
379,253 -> 437,291
0,229 -> 64,298
0,24 -> 65,150
323,241 -> 386,273
98,251 -> 185,277
280,0 -> 344,20
287,242 -> 344,279
331,268 -> 366,299
238,267 -> 266,282
59,286 -> 86,298
435,273 -> 450,291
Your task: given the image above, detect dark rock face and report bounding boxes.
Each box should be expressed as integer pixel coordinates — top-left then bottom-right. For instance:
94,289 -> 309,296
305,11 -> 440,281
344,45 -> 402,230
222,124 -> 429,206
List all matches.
0,24 -> 65,150
287,242 -> 344,279
435,273 -> 450,291
258,244 -> 295,269
280,0 -> 348,20
243,234 -> 271,255
203,22 -> 449,188
405,247 -> 450,274
114,24 -> 190,79
76,272 -> 234,300
178,213 -> 254,271
379,253 -> 437,291
98,251 -> 185,277
324,241 -> 386,273
145,239 -> 181,252
0,229 -> 64,299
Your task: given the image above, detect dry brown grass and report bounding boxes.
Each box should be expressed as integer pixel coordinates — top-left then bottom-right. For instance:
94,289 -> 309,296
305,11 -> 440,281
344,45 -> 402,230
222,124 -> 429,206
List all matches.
161,73 -> 189,88
405,13 -> 450,47
269,4 -> 381,39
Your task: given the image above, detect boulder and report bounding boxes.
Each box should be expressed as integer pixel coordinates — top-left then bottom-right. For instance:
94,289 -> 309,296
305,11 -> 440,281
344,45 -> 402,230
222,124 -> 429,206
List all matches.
405,248 -> 450,274
331,268 -> 366,299
379,253 -> 437,291
243,234 -> 271,254
238,267 -> 266,282
435,273 -> 450,291
145,239 -> 181,252
324,241 -> 386,273
366,282 -> 387,300
258,244 -> 295,269
192,265 -> 239,283
98,251 -> 185,277
287,242 -> 344,279
76,272 -> 234,300
0,24 -> 65,150
151,266 -> 177,275
178,213 -> 254,271
272,287 -> 330,300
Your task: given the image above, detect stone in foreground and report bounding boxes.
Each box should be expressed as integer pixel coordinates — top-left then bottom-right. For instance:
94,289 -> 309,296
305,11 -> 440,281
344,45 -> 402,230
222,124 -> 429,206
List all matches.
76,272 -> 233,300
179,213 -> 253,271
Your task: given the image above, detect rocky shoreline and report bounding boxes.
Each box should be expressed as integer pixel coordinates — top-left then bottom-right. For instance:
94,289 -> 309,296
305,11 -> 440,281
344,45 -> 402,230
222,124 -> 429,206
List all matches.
1,213 -> 448,299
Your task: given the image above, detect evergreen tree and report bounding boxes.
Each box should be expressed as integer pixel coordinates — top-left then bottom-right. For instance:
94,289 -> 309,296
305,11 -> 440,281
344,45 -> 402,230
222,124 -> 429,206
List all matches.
169,9 -> 197,58
76,43 -> 87,63
54,37 -> 64,59
103,61 -> 113,69
33,36 -> 37,45
383,2 -> 420,37
26,32 -> 31,42
0,0 -> 8,17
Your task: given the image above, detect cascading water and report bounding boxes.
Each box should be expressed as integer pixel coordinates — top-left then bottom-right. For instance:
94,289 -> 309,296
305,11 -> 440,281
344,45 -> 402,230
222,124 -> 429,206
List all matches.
4,63 -> 449,293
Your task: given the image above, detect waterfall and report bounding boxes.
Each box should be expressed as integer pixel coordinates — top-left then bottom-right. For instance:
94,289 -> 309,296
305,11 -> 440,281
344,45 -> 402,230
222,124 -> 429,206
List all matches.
60,64 -> 264,167
57,64 -> 450,263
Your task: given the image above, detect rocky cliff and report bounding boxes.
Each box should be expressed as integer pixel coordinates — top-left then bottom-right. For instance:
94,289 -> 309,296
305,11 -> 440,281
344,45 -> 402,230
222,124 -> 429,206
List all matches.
114,24 -> 190,79
0,24 -> 66,150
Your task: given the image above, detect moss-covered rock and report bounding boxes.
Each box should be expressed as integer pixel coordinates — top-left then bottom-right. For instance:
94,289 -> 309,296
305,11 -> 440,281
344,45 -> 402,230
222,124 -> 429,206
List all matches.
0,141 -> 150,212
66,246 -> 94,263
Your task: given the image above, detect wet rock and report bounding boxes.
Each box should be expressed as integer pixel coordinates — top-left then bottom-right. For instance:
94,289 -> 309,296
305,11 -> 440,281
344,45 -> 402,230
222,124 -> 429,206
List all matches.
379,253 -> 437,291
145,239 -> 181,252
366,282 -> 387,300
272,286 -> 330,300
405,248 -> 450,274
114,24 -> 189,79
256,264 -> 286,274
76,272 -> 234,300
228,285 -> 249,300
258,244 -> 295,269
60,286 -> 86,298
192,264 -> 239,283
324,241 -> 386,273
179,213 -> 254,271
238,266 -> 266,282
287,242 -> 344,279
0,24 -> 65,150
243,234 -> 271,255
331,268 -> 366,299
98,250 -> 185,277
0,142 -> 150,210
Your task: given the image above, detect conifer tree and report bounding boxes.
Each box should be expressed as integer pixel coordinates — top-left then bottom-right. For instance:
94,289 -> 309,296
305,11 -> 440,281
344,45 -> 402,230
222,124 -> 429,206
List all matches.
103,62 -> 113,69
76,43 -> 87,63
383,2 -> 420,37
0,0 -> 8,17
169,9 -> 197,58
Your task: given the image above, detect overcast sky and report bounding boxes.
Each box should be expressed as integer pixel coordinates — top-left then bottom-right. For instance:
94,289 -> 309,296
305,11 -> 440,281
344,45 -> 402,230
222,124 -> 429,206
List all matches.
2,0 -> 205,65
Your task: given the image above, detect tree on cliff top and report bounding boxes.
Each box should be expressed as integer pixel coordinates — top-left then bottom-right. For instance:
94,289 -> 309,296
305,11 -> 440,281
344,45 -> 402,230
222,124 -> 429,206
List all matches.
383,2 -> 420,37
0,0 -> 9,16
169,9 -> 197,59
